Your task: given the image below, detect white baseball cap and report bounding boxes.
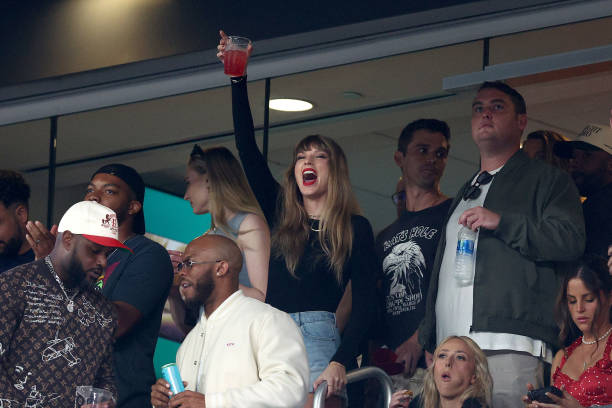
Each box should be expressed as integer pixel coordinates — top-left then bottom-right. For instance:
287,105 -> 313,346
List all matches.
58,201 -> 131,251
554,123 -> 612,158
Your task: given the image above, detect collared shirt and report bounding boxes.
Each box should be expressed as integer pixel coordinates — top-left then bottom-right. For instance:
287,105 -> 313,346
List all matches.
177,290 -> 309,408
0,259 -> 116,406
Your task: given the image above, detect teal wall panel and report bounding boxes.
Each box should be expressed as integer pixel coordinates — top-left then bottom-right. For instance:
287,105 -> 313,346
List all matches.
144,187 -> 210,244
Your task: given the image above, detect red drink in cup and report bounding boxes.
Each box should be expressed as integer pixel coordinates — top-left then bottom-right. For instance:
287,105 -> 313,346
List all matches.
223,36 -> 251,77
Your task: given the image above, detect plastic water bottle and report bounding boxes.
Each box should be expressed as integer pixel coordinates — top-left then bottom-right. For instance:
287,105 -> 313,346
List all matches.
455,226 -> 476,286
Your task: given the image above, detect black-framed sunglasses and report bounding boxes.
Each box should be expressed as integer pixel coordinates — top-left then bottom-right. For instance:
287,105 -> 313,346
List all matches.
462,171 -> 494,201
392,190 -> 406,205
177,259 -> 222,272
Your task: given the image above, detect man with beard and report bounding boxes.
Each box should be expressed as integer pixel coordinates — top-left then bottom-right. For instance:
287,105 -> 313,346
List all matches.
0,170 -> 34,273
151,235 -> 308,408
30,164 -> 173,408
554,123 -> 612,259
373,119 -> 452,392
0,201 -> 131,406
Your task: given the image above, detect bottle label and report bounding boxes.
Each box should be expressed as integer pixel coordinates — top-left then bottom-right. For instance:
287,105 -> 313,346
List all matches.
456,239 -> 474,255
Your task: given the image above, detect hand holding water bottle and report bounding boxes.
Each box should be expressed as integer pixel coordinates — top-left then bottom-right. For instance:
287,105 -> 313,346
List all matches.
455,226 -> 476,286
458,206 -> 500,231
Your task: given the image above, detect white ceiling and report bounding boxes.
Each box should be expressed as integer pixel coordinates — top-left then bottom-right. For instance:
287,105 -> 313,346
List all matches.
1,17 -> 611,234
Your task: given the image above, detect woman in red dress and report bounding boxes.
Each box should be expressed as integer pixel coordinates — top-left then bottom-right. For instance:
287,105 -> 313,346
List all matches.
524,256 -> 611,408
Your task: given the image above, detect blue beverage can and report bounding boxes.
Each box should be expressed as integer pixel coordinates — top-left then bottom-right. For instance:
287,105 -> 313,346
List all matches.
162,363 -> 185,394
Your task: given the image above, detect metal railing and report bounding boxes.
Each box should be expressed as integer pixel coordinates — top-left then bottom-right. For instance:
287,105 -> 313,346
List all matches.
313,366 -> 393,408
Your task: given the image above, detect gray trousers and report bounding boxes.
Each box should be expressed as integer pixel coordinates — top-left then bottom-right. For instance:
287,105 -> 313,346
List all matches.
485,351 -> 546,408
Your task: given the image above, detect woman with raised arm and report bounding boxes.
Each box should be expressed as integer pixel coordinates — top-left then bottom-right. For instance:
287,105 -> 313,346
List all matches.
218,31 -> 377,407
523,257 -> 612,408
167,145 -> 270,334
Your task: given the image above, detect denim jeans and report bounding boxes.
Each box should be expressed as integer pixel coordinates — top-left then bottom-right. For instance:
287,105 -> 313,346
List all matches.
290,311 -> 341,391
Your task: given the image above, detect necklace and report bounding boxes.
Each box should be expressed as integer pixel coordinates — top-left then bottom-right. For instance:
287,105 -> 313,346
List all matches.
44,256 -> 78,313
310,219 -> 321,232
582,326 -> 612,345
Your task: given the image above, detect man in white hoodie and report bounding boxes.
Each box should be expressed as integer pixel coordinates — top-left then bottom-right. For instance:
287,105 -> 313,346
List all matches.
151,234 -> 308,408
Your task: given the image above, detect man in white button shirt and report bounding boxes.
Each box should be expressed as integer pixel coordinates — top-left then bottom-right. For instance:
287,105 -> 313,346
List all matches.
418,81 -> 585,408
151,235 -> 308,408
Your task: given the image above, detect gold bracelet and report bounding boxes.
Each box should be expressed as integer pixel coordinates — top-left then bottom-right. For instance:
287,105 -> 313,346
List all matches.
329,361 -> 345,369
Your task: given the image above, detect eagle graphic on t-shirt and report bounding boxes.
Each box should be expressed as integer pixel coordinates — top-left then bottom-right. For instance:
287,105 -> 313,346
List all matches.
383,240 -> 425,296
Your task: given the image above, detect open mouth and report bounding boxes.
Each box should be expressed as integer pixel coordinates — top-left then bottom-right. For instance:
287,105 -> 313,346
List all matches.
441,373 -> 451,381
302,168 -> 317,186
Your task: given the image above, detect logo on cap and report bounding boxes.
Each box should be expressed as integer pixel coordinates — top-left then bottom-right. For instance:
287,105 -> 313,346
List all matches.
101,213 -> 118,234
578,125 -> 601,139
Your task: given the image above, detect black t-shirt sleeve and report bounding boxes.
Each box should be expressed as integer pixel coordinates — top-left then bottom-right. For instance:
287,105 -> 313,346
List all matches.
331,216 -> 377,366
107,241 -> 173,317
231,77 -> 280,225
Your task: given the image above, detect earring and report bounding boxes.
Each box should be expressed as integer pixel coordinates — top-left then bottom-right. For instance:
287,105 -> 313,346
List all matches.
216,272 -> 221,276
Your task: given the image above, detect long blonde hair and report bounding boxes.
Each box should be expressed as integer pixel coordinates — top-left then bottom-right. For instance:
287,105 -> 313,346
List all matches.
525,130 -> 570,171
189,145 -> 265,235
421,336 -> 492,408
272,135 -> 361,284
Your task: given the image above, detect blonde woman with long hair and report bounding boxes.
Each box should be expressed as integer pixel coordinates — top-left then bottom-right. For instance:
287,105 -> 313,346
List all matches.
391,336 -> 492,408
218,32 -> 377,407
168,145 -> 270,334
522,130 -> 569,171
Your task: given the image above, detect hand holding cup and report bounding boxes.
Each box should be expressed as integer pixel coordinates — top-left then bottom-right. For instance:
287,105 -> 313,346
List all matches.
217,30 -> 252,77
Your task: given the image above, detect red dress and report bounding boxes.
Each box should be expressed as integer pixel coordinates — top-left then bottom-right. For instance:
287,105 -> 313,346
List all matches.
553,334 -> 612,407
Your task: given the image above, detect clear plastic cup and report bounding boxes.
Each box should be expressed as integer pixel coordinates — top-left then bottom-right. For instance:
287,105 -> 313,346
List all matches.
223,36 -> 251,77
75,386 -> 115,408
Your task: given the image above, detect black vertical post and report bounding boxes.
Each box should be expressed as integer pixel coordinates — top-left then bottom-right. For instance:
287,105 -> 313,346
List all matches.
263,78 -> 271,161
47,117 -> 58,228
482,38 -> 490,69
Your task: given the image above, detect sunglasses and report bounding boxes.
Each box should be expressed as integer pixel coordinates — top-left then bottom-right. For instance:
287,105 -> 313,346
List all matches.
177,259 -> 222,272
462,171 -> 494,201
392,190 -> 406,205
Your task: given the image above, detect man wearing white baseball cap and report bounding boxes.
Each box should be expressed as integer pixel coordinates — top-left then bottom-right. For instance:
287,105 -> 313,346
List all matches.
0,201 -> 130,407
554,123 -> 612,259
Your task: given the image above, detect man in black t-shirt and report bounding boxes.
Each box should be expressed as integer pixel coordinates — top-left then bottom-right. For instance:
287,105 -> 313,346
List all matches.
0,170 -> 34,273
374,119 -> 452,389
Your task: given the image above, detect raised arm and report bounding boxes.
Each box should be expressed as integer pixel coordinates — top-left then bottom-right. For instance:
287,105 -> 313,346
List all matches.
218,31 -> 280,225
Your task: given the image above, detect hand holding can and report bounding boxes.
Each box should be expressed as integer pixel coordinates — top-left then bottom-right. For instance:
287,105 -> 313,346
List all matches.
161,363 -> 185,395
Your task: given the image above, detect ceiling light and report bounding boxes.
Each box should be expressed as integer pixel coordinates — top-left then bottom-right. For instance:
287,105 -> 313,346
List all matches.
343,91 -> 363,99
269,99 -> 313,112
